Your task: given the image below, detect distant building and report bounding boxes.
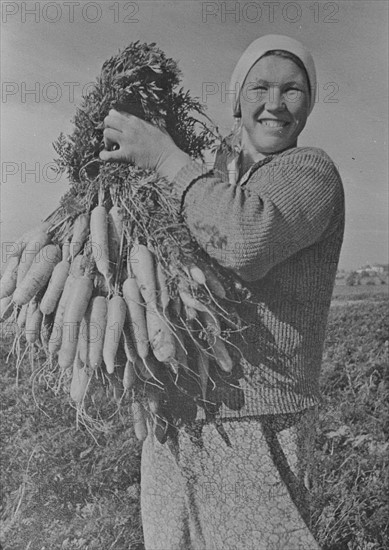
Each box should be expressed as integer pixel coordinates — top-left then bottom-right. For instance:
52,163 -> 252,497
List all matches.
356,264 -> 388,275
371,264 -> 388,274
335,265 -> 388,286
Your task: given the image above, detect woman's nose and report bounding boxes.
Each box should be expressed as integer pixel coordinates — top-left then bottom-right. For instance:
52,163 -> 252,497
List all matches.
265,88 -> 286,112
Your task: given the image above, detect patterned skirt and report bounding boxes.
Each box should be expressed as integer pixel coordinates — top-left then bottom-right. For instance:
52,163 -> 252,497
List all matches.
140,410 -> 320,550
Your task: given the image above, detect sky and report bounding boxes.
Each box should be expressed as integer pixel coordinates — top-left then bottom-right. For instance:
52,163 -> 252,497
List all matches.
1,0 -> 388,270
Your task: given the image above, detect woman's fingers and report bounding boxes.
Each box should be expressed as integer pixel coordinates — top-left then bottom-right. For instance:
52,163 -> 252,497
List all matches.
104,109 -> 127,130
103,127 -> 122,148
100,112 -> 140,163
99,148 -> 123,162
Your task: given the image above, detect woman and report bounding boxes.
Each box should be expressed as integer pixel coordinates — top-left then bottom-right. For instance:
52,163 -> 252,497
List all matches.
101,35 -> 344,550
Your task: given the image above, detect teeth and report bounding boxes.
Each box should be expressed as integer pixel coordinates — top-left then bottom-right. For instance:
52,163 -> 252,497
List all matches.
261,120 -> 286,128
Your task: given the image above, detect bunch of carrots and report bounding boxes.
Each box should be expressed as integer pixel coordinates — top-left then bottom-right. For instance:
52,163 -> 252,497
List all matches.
1,182 -> 246,443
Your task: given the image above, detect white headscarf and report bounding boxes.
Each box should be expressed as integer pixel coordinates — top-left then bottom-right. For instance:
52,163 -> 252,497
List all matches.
230,34 -> 317,117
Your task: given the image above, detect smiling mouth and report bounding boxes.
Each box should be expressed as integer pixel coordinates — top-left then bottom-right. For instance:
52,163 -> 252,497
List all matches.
259,120 -> 289,128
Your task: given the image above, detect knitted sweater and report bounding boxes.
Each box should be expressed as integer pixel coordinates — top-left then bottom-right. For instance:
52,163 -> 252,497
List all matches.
172,146 -> 345,419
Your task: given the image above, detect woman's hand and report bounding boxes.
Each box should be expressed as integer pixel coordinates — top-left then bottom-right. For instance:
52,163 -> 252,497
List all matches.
99,110 -> 190,181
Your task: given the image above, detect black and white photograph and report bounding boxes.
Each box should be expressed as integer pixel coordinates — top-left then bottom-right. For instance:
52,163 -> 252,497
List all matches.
1,1 -> 388,549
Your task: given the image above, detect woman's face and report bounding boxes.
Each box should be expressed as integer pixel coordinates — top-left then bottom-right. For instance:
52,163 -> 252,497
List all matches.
239,55 -> 310,156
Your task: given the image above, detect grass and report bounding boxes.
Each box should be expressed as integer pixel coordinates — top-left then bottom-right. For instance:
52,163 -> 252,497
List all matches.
0,344 -> 144,550
1,290 -> 388,549
311,291 -> 389,549
332,282 -> 388,299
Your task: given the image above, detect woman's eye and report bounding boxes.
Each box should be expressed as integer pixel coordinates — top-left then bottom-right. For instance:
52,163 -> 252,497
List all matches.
253,86 -> 268,97
284,88 -> 304,101
243,84 -> 268,101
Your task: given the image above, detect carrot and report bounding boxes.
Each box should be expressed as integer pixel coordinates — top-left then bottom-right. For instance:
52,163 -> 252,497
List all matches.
122,359 -> 137,390
25,298 -> 43,344
48,271 -> 76,356
13,245 -> 61,306
90,205 -> 111,283
146,309 -> 176,363
190,264 -> 229,316
16,229 -> 51,287
122,320 -> 139,364
57,276 -> 93,369
69,213 -> 90,260
103,295 -> 127,374
0,256 -> 20,299
199,263 -> 227,299
132,400 -> 148,441
107,205 -> 123,266
200,310 -> 221,337
39,259 -> 70,315
82,296 -> 107,370
178,288 -> 210,313
6,221 -> 52,260
122,276 -> 149,359
47,253 -> 87,357
210,336 -> 233,373
156,262 -> 169,311
188,265 -> 207,286
130,244 -> 175,362
16,303 -> 28,329
129,244 -> 157,306
0,295 -> 13,321
70,352 -> 90,403
184,305 -> 198,321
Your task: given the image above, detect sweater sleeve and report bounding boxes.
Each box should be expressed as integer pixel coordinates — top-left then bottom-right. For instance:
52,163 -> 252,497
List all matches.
172,148 -> 344,282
